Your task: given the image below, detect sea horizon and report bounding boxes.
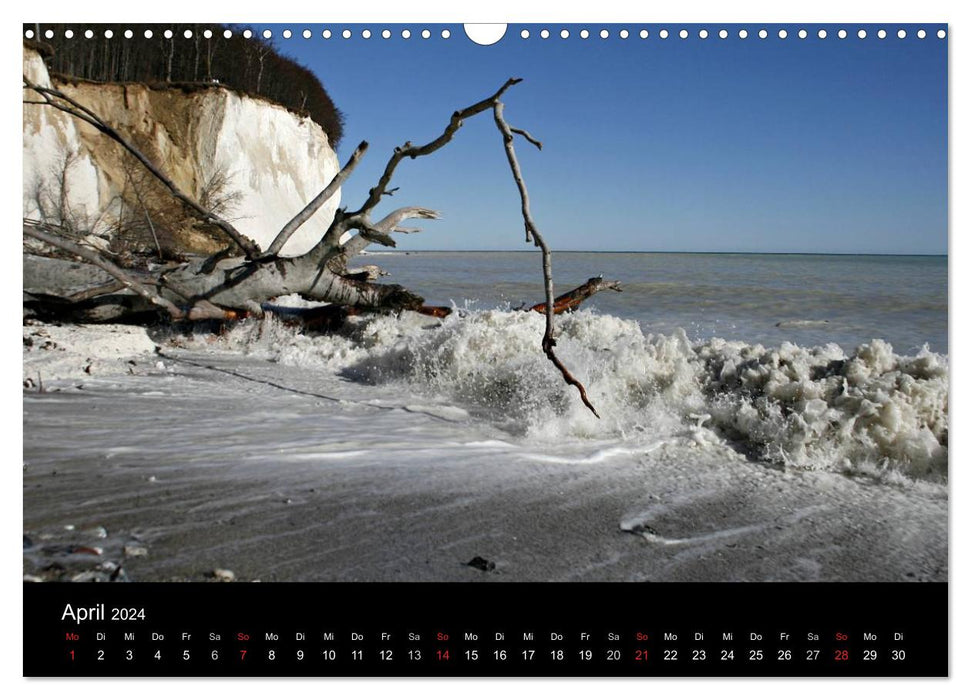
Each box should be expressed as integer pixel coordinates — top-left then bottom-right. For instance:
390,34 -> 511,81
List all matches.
375,249 -> 948,257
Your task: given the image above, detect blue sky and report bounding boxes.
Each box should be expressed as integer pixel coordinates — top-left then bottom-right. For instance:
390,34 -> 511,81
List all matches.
263,24 -> 947,254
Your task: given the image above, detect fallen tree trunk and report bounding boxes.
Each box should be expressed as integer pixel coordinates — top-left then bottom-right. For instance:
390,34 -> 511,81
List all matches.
23,75 -> 617,415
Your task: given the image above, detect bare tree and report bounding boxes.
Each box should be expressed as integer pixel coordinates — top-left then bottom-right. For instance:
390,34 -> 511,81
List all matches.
23,76 -> 620,416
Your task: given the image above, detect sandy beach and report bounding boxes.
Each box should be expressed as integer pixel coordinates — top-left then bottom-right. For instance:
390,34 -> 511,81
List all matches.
23,321 -> 947,583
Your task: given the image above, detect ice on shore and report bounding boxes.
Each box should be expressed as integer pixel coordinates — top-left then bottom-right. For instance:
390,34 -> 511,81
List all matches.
23,307 -> 948,482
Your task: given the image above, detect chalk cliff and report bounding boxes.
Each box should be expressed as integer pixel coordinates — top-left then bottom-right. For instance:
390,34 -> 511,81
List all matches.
23,47 -> 341,256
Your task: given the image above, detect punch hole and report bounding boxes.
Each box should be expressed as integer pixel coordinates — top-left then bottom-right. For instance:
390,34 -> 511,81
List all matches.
799,29 -> 807,39
758,29 -> 768,39
521,30 -> 530,39
422,29 -> 431,39
838,29 -> 847,39
382,30 -> 391,39
739,29 -> 748,39
560,29 -> 570,39
679,29 -> 688,39
659,29 -> 669,39
619,29 -> 629,39
898,30 -> 906,39
540,29 -> 550,39
580,29 -> 589,39
639,30 -> 648,39
104,30 -> 114,39
362,30 -> 372,39
937,29 -> 946,39
858,29 -> 867,39
282,29 -> 292,39
817,29 -> 827,39
464,24 -> 507,46
877,29 -> 887,39
917,29 -> 926,39
125,30 -> 134,39
778,29 -> 788,39
719,29 -> 728,39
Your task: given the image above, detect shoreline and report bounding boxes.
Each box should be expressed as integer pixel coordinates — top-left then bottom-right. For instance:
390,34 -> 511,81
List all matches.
23,327 -> 947,583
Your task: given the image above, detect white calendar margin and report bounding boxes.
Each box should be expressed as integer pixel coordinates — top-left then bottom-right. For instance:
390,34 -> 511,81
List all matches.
5,1 -> 964,698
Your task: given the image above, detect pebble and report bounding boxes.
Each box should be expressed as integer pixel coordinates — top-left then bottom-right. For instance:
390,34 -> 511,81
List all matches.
71,545 -> 104,556
155,361 -> 165,370
147,476 -> 157,482
209,569 -> 236,582
71,571 -> 109,583
83,525 -> 108,539
124,545 -> 149,558
466,556 -> 496,572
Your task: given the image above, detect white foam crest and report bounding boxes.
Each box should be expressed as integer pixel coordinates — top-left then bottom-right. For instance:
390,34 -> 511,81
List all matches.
174,309 -> 948,480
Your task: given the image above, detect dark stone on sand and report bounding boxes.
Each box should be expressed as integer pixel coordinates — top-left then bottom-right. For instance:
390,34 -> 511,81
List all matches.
466,556 -> 496,572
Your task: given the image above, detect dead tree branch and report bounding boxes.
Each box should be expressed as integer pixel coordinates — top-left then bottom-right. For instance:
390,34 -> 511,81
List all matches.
492,100 -> 601,418
529,276 -> 623,315
261,140 -> 368,259
23,222 -> 184,319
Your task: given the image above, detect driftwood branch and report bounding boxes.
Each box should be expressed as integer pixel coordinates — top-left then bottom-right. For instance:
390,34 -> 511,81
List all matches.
341,207 -> 441,259
530,276 -> 623,315
348,79 -> 523,219
492,100 -> 600,418
23,77 -> 262,259
23,222 -> 184,319
261,141 -> 368,258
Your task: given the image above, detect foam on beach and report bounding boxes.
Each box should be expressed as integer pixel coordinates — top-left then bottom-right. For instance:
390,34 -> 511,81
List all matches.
187,308 -> 948,482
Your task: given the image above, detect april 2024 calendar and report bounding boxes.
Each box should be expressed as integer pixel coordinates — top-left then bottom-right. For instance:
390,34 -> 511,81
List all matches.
22,22 -> 948,678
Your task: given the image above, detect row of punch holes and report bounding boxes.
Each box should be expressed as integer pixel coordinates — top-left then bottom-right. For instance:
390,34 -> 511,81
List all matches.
25,26 -> 947,42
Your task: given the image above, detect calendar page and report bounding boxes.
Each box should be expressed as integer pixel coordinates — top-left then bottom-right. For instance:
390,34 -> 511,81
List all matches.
22,20 -> 948,678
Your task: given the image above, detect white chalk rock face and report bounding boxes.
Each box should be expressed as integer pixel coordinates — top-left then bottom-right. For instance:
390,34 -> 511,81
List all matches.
22,48 -> 340,257
22,51 -> 102,229
197,91 -> 341,256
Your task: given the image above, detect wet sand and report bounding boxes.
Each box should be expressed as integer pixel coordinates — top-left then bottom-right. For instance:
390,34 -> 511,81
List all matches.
23,343 -> 947,583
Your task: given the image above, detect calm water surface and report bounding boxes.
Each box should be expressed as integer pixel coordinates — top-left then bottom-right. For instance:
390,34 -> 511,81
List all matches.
368,252 -> 947,354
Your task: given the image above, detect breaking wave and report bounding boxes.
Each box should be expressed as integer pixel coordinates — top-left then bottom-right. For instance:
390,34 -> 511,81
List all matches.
203,308 -> 948,481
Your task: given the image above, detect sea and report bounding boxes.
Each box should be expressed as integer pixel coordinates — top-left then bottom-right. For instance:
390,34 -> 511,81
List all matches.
23,251 -> 949,581
232,250 -> 949,482
369,251 -> 948,356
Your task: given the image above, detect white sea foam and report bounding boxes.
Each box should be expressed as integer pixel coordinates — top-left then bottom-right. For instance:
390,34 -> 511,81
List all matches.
177,308 -> 949,481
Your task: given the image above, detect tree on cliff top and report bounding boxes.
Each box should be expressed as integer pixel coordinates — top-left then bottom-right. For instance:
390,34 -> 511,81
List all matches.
26,24 -> 344,147
23,74 -> 621,417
